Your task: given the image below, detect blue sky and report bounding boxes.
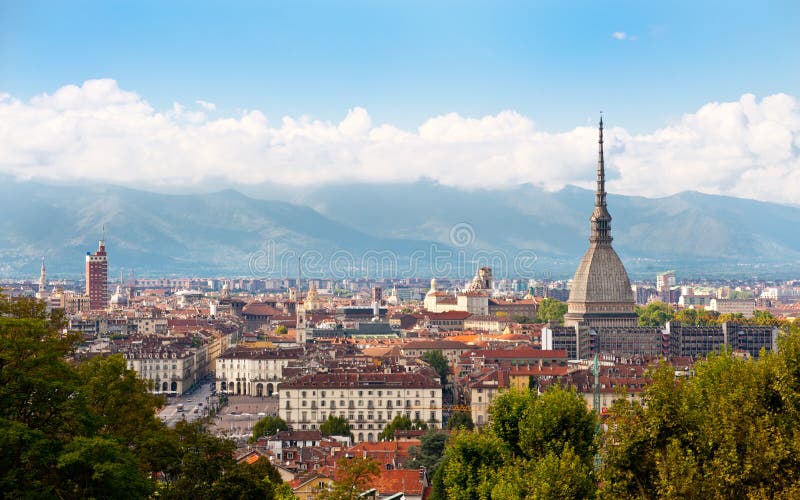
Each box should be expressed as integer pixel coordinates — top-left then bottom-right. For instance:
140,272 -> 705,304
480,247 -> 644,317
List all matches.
1,1 -> 800,204
2,1 -> 798,132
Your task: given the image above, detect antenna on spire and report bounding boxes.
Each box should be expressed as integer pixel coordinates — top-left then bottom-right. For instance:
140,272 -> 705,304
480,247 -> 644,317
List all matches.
590,112 -> 612,243
596,112 -> 606,209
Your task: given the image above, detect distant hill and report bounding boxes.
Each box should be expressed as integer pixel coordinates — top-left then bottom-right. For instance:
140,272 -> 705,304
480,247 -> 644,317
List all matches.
0,181 -> 436,278
1,179 -> 799,279
289,180 -> 800,278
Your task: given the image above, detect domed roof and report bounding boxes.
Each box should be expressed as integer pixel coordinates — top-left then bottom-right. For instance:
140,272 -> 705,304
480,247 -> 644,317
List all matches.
567,243 -> 634,305
564,115 -> 637,328
110,284 -> 128,305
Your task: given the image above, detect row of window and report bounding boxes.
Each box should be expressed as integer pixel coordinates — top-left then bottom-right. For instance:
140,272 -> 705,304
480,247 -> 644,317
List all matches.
292,389 -> 437,398
293,399 -> 436,409
288,410 -> 436,424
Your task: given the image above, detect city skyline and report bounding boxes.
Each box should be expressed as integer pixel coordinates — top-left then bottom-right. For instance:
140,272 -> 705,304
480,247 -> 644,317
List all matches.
1,2 -> 799,204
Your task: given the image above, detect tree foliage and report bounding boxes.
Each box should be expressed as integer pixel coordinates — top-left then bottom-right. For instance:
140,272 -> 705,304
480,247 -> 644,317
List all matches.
317,457 -> 380,500
250,415 -> 289,442
406,429 -> 448,472
536,298 -> 568,325
447,410 -> 474,431
421,349 -> 450,386
435,386 -> 597,499
0,293 -> 287,499
488,388 -> 536,456
319,415 -> 352,438
378,414 -> 427,441
518,386 -> 596,463
636,301 -> 675,327
599,335 -> 800,499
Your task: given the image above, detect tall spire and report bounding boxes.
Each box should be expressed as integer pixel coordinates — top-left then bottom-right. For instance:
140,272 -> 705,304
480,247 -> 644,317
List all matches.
596,113 -> 606,209
590,113 -> 612,243
39,256 -> 46,293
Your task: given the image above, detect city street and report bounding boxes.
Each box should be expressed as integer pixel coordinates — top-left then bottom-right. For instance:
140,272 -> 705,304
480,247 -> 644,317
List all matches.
158,378 -> 215,427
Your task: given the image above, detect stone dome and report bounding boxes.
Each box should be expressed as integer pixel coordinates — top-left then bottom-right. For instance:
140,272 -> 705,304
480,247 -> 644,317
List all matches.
567,243 -> 634,306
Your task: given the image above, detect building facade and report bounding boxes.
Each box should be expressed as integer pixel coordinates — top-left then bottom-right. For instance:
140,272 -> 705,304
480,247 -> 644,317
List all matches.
85,239 -> 108,310
217,346 -> 305,396
278,372 -> 442,443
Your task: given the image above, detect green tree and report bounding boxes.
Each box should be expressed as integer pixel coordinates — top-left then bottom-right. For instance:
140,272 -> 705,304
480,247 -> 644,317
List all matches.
274,325 -> 288,335
0,315 -> 90,496
406,429 -> 448,471
673,308 -> 719,326
491,447 -> 595,500
637,301 -> 675,327
208,457 -> 282,500
421,349 -> 450,386
518,385 -> 596,463
76,354 -> 165,447
166,420 -> 238,499
536,298 -> 568,325
379,414 -> 427,441
752,309 -> 778,325
599,340 -> 800,499
439,430 -> 510,499
447,411 -> 474,431
489,388 -> 536,455
1,293 -> 294,499
57,435 -> 153,499
317,457 -> 380,500
250,415 -> 288,442
319,415 -> 353,438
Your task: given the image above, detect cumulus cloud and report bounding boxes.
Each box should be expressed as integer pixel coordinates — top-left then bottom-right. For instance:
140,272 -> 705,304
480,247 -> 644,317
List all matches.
196,99 -> 216,111
1,79 -> 799,204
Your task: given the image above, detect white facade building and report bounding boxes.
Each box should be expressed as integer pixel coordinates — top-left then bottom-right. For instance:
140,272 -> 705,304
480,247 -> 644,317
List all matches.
278,371 -> 442,443
216,346 -> 304,396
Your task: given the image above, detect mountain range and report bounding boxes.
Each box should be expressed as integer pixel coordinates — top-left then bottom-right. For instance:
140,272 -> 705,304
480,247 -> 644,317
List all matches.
1,179 -> 799,280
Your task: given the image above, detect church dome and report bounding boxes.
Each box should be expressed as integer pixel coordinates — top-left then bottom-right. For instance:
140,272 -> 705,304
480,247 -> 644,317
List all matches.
110,284 -> 128,306
568,244 -> 634,305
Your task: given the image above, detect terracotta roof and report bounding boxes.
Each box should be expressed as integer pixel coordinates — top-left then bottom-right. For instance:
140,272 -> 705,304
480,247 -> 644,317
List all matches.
243,301 -> 283,316
279,371 -> 440,390
418,311 -> 473,320
402,340 -> 472,350
373,469 -> 424,495
218,345 -> 304,360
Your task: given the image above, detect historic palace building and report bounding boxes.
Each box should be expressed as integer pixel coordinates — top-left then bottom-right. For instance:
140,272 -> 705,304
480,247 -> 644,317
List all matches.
564,115 -> 638,329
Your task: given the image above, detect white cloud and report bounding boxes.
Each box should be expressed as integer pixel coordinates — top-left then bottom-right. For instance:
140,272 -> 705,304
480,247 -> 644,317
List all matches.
1,79 -> 799,205
612,31 -> 639,41
196,99 -> 216,111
